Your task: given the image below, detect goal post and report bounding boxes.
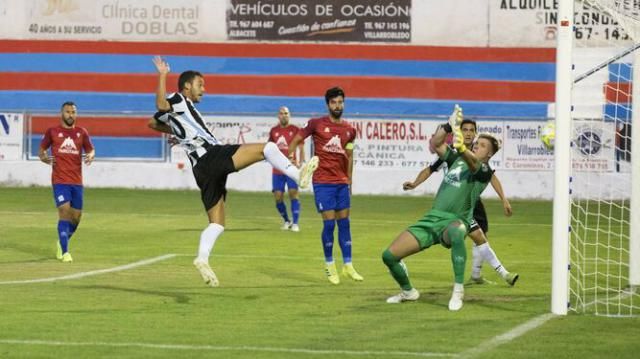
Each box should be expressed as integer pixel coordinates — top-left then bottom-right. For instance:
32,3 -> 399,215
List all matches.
554,0 -> 640,317
551,0 -> 574,316
631,49 -> 640,288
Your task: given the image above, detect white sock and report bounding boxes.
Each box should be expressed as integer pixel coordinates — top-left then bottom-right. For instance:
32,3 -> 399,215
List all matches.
471,243 -> 483,278
263,142 -> 300,181
197,223 -> 224,262
476,242 -> 508,279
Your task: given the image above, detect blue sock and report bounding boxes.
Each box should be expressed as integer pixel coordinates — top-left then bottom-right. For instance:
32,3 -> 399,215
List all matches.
58,220 -> 72,253
291,199 -> 301,224
276,201 -> 290,222
69,222 -> 78,238
337,218 -> 352,263
321,219 -> 336,262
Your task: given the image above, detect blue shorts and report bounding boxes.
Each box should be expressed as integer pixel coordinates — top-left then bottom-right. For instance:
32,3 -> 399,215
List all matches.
272,173 -> 298,192
313,183 -> 350,213
52,184 -> 84,210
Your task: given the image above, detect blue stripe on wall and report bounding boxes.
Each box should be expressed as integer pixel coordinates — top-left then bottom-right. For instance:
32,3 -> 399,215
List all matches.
0,54 -> 555,81
608,63 -> 632,83
604,103 -> 632,122
4,91 -> 549,117
31,135 -> 164,158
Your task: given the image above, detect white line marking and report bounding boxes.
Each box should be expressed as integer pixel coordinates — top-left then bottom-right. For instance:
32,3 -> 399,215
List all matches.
0,339 -> 455,357
457,313 -> 556,358
0,254 -> 176,285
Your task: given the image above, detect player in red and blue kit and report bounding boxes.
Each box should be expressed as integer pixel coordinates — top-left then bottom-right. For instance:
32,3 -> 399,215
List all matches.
289,87 -> 364,284
268,106 -> 305,232
39,101 -> 95,262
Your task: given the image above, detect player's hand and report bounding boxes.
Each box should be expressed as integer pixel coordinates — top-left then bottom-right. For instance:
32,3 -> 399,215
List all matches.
403,181 -> 416,191
152,56 -> 170,75
84,152 -> 95,165
503,199 -> 513,217
39,153 -> 54,165
167,136 -> 180,147
448,104 -> 463,130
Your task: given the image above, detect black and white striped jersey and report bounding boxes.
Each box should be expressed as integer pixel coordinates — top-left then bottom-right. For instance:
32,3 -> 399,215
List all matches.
154,93 -> 221,163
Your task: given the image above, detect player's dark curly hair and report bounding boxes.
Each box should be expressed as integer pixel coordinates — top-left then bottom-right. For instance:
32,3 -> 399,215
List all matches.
325,87 -> 345,104
178,70 -> 204,91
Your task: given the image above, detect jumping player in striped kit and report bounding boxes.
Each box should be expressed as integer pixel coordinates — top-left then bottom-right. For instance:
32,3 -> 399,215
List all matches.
148,57 -> 318,287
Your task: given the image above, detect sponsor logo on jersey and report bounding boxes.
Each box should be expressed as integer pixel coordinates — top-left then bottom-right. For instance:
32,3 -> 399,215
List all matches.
322,135 -> 345,154
275,135 -> 288,150
443,165 -> 462,188
58,136 -> 79,155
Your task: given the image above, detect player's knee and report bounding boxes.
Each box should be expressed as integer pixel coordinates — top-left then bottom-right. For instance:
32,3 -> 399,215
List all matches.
468,229 -> 487,245
322,219 -> 336,233
382,249 -> 398,266
442,222 -> 466,248
336,217 -> 350,230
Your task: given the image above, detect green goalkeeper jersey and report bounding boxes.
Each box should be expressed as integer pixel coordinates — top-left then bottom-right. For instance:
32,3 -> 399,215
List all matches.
431,147 -> 494,225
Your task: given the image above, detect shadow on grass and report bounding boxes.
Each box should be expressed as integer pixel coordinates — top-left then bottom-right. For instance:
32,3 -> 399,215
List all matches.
78,285 -> 191,304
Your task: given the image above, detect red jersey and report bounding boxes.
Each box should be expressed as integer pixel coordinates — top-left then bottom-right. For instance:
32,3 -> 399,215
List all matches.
298,116 -> 355,184
40,126 -> 94,185
269,124 -> 301,175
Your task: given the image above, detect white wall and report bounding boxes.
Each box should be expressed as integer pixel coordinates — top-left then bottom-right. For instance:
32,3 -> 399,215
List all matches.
1,159 -> 630,201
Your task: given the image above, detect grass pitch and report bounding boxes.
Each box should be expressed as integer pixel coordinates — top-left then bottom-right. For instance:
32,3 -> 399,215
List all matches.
0,187 -> 638,358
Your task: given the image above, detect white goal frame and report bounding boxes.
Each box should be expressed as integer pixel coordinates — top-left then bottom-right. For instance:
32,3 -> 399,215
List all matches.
553,0 -> 640,316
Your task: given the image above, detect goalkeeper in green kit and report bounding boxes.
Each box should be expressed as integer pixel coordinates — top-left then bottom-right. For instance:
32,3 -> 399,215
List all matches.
381,105 -> 501,311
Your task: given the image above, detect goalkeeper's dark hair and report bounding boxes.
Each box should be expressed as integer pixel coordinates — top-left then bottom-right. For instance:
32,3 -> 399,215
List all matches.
461,118 -> 477,132
61,101 -> 76,110
478,133 -> 501,155
325,86 -> 345,104
178,70 -> 204,91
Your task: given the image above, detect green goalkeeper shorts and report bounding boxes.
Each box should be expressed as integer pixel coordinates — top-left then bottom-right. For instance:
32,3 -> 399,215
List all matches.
407,209 -> 465,249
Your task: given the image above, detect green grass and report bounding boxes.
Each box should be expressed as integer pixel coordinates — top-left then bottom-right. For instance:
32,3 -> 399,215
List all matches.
0,187 -> 638,358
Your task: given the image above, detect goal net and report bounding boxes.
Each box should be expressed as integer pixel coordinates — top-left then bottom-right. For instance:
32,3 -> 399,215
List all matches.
567,0 -> 640,316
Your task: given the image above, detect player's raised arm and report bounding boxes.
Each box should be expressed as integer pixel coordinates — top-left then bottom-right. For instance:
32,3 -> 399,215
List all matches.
453,130 -> 481,173
153,56 -> 171,112
432,104 -> 462,158
490,174 -> 513,217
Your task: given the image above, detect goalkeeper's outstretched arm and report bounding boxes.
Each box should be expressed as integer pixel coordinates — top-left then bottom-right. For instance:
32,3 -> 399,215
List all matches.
431,124 -> 450,158
403,167 -> 433,190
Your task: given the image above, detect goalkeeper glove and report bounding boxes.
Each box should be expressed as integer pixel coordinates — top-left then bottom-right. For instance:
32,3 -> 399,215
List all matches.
448,104 -> 463,130
453,127 -> 467,153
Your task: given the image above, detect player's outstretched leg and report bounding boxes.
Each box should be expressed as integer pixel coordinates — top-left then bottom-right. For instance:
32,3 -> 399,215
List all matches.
382,250 -> 419,303
467,229 -> 518,286
232,142 -> 319,189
